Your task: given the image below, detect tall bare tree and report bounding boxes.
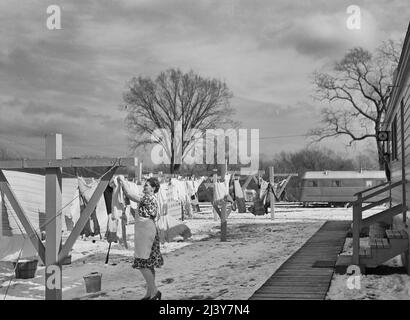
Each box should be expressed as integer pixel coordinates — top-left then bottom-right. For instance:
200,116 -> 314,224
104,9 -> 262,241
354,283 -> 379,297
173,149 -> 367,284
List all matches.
121,68 -> 236,173
310,40 -> 402,169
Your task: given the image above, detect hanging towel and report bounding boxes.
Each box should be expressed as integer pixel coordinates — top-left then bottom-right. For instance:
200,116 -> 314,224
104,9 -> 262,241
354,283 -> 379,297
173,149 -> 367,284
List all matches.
106,214 -> 119,243
213,182 -> 228,201
111,177 -> 126,220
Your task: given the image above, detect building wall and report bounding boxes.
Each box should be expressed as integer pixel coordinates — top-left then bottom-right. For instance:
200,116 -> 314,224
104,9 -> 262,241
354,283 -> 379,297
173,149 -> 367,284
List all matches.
389,65 -> 410,208
383,28 -> 410,223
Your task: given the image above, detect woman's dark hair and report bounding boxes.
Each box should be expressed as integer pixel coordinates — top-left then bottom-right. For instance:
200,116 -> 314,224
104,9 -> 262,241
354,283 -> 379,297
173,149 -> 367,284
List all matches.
146,177 -> 160,193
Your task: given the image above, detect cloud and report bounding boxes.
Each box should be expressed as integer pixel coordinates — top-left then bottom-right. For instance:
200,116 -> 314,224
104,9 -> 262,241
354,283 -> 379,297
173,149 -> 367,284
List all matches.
0,0 -> 408,158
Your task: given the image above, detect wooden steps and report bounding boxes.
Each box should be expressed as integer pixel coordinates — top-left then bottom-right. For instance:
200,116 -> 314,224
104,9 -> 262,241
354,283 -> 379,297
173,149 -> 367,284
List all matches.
336,229 -> 409,272
386,229 -> 408,239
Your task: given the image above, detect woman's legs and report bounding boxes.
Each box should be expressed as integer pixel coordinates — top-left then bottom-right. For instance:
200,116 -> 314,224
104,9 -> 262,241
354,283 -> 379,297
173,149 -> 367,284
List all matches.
149,267 -> 158,296
139,268 -> 153,297
139,268 -> 157,297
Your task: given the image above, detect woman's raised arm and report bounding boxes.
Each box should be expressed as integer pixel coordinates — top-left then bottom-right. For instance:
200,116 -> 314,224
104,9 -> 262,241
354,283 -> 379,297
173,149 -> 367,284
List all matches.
117,176 -> 143,203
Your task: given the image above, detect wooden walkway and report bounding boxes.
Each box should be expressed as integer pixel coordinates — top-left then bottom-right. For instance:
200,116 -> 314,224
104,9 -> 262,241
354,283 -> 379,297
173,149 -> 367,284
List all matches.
249,220 -> 350,300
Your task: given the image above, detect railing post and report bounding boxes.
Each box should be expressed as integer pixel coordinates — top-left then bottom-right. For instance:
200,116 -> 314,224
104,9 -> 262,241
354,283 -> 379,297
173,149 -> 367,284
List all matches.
352,194 -> 362,266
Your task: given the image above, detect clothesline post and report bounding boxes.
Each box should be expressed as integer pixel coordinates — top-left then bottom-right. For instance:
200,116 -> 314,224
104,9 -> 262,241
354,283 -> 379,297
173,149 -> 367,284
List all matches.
269,166 -> 275,219
220,161 -> 227,242
137,161 -> 143,185
45,133 -> 63,300
212,169 -> 218,221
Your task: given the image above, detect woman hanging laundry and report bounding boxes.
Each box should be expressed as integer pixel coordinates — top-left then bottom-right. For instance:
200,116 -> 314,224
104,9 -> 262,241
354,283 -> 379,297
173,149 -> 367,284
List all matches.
117,176 -> 163,300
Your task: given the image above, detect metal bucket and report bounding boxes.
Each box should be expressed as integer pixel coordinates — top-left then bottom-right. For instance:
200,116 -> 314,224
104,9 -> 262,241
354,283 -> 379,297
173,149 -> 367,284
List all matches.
13,259 -> 38,279
83,272 -> 102,293
61,254 -> 72,265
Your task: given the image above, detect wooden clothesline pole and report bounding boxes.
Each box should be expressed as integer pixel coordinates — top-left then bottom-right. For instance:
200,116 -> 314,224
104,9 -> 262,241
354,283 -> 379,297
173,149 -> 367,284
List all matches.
45,134 -> 63,300
269,166 -> 275,219
212,169 -> 218,222
220,161 -> 228,242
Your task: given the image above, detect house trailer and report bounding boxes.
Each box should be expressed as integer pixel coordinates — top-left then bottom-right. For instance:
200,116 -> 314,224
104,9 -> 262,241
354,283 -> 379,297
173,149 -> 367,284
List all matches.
300,170 -> 386,206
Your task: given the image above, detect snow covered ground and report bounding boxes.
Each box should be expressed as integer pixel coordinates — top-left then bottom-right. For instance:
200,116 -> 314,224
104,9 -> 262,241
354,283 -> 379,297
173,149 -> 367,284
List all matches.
326,229 -> 410,300
1,204 -> 408,300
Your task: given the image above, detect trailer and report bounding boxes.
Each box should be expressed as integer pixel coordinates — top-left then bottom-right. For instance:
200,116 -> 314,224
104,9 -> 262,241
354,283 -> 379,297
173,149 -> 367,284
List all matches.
300,170 -> 387,207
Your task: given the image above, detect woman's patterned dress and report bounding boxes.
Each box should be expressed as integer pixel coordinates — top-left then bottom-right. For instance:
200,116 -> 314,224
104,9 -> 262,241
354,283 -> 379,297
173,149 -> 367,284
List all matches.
132,194 -> 164,269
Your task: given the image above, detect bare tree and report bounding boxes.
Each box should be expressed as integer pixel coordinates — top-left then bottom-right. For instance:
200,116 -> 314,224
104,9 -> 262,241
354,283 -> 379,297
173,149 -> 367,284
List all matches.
121,68 -> 237,173
310,40 -> 402,169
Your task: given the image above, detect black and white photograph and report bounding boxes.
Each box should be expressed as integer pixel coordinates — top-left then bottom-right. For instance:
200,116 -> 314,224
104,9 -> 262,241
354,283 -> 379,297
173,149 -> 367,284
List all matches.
0,0 -> 410,306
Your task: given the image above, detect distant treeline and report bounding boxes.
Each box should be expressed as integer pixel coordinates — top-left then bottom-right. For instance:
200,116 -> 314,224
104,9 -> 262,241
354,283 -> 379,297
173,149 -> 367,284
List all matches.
1,146 -> 380,200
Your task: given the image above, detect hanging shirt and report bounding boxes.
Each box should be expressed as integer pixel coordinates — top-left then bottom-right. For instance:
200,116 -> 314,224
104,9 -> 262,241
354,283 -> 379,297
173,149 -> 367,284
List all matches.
193,177 -> 205,194
110,177 -> 125,220
214,182 -> 228,201
156,184 -> 168,217
234,180 -> 244,198
259,180 -> 269,200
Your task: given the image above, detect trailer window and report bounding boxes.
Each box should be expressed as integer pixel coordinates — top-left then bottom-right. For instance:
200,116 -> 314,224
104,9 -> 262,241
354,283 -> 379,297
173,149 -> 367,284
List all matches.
331,180 -> 341,187
307,180 -> 318,187
366,180 -> 373,187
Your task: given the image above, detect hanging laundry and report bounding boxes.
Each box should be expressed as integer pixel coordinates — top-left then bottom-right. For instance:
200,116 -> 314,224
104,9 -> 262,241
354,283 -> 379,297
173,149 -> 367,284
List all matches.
156,183 -> 168,217
247,178 -> 272,216
259,180 -> 269,201
213,182 -> 228,202
121,180 -> 144,221
78,177 -> 101,238
234,180 -> 246,213
106,214 -> 119,243
110,176 -> 126,220
193,177 -> 206,194
103,184 -> 113,215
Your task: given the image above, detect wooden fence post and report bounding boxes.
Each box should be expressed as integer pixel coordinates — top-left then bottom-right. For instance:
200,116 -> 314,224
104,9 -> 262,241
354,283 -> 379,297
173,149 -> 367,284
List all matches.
269,167 -> 275,219
45,133 -> 63,300
221,162 -> 227,242
352,194 -> 362,266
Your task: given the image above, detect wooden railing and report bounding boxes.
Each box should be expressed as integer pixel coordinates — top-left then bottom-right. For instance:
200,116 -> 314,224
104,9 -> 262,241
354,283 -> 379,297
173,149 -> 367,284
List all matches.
351,179 -> 407,265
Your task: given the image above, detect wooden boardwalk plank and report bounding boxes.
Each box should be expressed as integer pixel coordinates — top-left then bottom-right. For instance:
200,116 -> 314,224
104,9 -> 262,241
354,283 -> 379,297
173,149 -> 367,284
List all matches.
249,220 -> 350,300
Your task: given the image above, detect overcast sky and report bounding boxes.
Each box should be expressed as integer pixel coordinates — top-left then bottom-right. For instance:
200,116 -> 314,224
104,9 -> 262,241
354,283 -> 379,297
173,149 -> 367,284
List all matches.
0,0 -> 409,164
